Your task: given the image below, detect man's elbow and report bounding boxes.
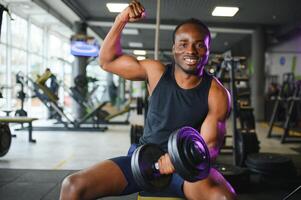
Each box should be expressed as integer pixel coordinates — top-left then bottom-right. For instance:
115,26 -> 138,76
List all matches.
98,54 -> 111,71
209,146 -> 219,162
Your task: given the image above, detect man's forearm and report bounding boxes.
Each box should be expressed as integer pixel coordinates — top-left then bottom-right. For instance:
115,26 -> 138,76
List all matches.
99,16 -> 127,67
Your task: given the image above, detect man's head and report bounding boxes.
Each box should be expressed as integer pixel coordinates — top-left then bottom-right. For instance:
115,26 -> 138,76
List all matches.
172,18 -> 211,76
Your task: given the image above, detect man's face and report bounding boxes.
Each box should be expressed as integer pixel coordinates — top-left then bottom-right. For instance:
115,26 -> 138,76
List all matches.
172,23 -> 210,75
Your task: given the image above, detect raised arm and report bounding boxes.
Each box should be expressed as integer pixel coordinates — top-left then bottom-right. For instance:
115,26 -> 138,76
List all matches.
200,78 -> 231,162
99,1 -> 152,81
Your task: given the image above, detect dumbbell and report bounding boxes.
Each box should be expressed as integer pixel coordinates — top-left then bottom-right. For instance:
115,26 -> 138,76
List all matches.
131,126 -> 210,191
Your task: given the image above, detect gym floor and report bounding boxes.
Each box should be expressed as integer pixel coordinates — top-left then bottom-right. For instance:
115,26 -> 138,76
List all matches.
0,113 -> 301,200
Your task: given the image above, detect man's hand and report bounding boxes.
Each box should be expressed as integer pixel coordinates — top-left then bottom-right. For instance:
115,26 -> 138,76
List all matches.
117,0 -> 145,23
157,153 -> 175,174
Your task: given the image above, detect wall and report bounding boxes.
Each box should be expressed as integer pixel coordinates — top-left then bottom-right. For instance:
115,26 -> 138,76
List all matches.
266,35 -> 301,83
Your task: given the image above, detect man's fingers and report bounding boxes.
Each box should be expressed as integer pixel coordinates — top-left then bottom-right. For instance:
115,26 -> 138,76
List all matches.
128,0 -> 145,20
130,2 -> 139,17
134,1 -> 145,14
157,154 -> 174,174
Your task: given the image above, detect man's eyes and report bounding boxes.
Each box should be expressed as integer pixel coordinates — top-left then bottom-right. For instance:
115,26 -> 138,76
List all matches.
178,43 -> 206,49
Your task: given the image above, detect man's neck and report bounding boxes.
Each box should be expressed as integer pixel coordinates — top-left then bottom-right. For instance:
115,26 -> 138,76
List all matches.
174,66 -> 203,89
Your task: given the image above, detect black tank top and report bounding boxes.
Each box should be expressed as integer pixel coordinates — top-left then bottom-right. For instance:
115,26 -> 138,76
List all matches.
139,64 -> 213,151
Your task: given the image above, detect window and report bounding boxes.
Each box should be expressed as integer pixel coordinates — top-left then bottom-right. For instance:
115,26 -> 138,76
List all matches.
0,43 -> 6,85
11,14 -> 28,49
48,34 -> 62,58
29,54 -> 43,79
30,24 -> 43,54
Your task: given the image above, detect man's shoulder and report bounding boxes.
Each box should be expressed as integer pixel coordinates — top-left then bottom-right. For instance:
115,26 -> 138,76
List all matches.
209,77 -> 230,100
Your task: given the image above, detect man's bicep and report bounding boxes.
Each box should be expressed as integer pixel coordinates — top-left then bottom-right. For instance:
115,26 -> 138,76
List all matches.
200,113 -> 227,161
100,55 -> 147,81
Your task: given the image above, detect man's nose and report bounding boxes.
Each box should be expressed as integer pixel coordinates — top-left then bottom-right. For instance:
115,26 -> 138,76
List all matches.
186,44 -> 197,54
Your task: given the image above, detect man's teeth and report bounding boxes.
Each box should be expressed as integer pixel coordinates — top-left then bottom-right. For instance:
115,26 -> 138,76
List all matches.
184,58 -> 198,64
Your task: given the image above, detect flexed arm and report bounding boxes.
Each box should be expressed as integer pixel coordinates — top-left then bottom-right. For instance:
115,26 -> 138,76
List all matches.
99,1 -> 150,81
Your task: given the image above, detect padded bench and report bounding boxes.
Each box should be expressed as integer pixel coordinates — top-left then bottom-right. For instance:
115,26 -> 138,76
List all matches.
138,196 -> 184,200
0,117 -> 38,143
137,191 -> 185,200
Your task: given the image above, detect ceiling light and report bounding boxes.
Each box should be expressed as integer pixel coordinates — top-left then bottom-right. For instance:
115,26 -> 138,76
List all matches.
133,50 -> 146,55
129,42 -> 143,48
137,56 -> 146,60
123,28 -> 139,35
106,3 -> 129,13
212,6 -> 239,17
211,32 -> 217,39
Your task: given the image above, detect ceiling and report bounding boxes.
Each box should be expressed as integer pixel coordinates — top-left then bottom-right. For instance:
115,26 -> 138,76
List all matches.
3,0 -> 301,62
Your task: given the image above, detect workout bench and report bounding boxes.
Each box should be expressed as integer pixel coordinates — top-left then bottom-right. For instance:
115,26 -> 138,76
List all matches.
138,195 -> 184,200
0,117 -> 38,143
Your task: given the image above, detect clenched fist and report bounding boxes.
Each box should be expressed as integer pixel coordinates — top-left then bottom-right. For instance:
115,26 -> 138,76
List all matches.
117,0 -> 145,23
157,153 -> 176,174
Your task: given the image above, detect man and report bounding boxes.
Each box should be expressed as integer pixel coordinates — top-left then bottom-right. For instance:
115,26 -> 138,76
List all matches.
60,1 -> 235,199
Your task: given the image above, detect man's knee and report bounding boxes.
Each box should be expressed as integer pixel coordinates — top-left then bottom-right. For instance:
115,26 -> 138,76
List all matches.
61,173 -> 85,199
211,186 -> 237,200
185,187 -> 236,200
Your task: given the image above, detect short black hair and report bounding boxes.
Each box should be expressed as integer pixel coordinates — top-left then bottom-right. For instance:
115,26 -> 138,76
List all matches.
172,18 -> 211,45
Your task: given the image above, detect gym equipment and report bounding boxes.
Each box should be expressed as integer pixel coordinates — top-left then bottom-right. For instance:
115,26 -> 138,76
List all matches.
69,75 -> 99,108
0,123 -> 11,157
237,106 -> 255,130
138,191 -> 184,200
131,127 -> 210,191
281,80 -> 301,143
132,143 -> 172,191
15,73 -> 108,131
130,124 -> 143,144
283,185 -> 301,200
95,100 -> 132,125
0,117 -> 38,143
15,72 -> 27,117
266,75 -> 280,99
245,153 -> 297,177
236,130 -> 260,166
137,97 -> 144,115
267,75 -> 301,143
221,57 -> 259,165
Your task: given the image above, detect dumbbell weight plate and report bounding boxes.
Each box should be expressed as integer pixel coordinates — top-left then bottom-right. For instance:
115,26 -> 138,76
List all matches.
0,123 -> 12,157
131,144 -> 172,191
168,126 -> 210,182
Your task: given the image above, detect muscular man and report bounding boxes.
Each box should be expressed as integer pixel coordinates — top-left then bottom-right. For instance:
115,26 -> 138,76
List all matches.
60,1 -> 235,199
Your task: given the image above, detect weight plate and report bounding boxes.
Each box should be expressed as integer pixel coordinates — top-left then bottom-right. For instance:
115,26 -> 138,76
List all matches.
131,144 -> 172,191
168,126 -> 210,182
130,125 -> 143,144
130,125 -> 135,144
245,153 -> 297,177
15,109 -> 27,117
0,123 -> 12,157
236,130 -> 260,166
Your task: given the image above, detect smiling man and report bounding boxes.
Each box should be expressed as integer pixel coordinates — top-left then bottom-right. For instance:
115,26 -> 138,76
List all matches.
60,1 -> 235,200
